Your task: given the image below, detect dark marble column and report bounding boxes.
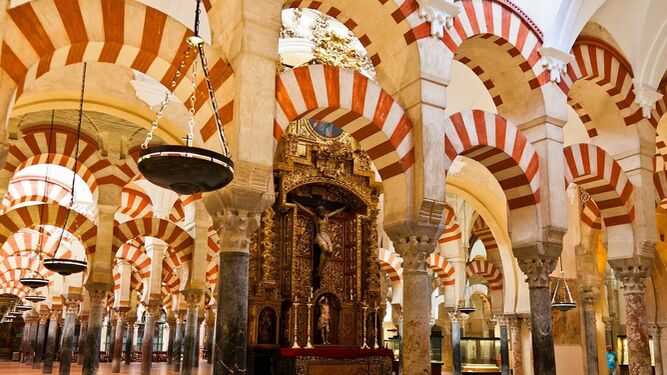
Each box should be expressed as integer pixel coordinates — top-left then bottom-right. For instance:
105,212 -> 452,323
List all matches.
82,290 -> 106,375
59,300 -> 79,375
498,317 -> 510,375
172,315 -> 185,372
33,314 -> 48,368
77,319 -> 87,365
205,319 -> 214,364
124,319 -> 135,365
509,317 -> 523,375
42,309 -> 61,374
651,326 -> 663,375
141,305 -> 159,375
581,289 -> 600,375
111,310 -> 127,373
449,312 -> 464,375
517,256 -> 558,375
22,319 -> 34,362
194,320 -> 200,368
107,315 -> 116,364
26,318 -> 39,363
167,320 -> 176,365
182,292 -> 202,375
214,252 -> 250,375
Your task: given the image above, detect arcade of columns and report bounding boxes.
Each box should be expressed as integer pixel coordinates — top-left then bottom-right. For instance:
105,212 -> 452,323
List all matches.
1,0 -> 667,375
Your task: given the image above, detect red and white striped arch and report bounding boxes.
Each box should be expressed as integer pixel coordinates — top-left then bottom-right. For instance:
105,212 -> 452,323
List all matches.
404,0 -> 548,89
206,226 -> 220,287
117,187 -> 153,221
563,38 -> 643,135
444,110 -> 540,209
116,241 -> 151,279
466,259 -> 502,290
0,257 -> 54,281
275,64 -> 414,182
0,228 -> 66,258
0,203 -> 97,254
112,218 -> 193,263
0,282 -> 31,298
377,248 -> 403,282
438,204 -> 461,244
162,257 -> 181,292
2,0 -> 234,149
580,194 -> 603,230
112,266 -> 143,293
563,143 -> 634,226
471,215 -> 498,252
427,253 -> 455,286
169,198 -> 186,223
655,169 -> 667,209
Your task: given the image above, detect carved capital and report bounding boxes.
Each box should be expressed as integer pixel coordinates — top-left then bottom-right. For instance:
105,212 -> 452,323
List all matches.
580,287 -> 600,311
183,290 -> 204,309
516,255 -> 558,288
394,236 -> 434,273
448,311 -> 468,324
64,299 -> 81,314
650,325 -> 661,338
143,304 -> 161,317
49,309 -> 62,321
495,315 -> 509,327
417,0 -> 460,38
509,317 -> 522,334
633,84 -> 663,118
609,257 -> 652,295
39,313 -> 49,324
85,282 -> 110,304
538,47 -> 574,83
212,209 -> 261,253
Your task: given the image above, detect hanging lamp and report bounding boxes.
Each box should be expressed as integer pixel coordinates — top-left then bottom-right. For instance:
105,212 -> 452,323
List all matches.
458,216 -> 476,315
25,295 -> 46,303
42,69 -> 88,276
14,305 -> 32,312
19,251 -> 48,289
459,278 -> 476,315
551,257 -> 576,312
137,0 -> 233,195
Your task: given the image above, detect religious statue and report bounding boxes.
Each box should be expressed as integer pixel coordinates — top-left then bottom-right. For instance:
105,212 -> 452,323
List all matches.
258,309 -> 275,344
295,202 -> 347,276
318,296 -> 331,344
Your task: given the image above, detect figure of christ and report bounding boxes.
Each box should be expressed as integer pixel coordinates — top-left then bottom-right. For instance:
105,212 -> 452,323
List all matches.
295,202 -> 347,276
318,296 -> 331,344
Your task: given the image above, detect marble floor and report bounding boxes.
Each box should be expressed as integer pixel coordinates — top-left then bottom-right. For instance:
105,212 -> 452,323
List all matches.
0,361 -> 213,374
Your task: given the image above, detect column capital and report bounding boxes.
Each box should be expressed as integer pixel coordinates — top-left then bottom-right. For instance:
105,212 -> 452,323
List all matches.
516,255 -> 558,288
183,290 -> 204,308
49,308 -> 62,320
580,286 -> 600,312
211,208 -> 261,254
508,316 -> 522,332
394,236 -> 435,273
143,304 -> 161,317
85,281 -> 111,303
448,311 -> 468,324
416,0 -> 460,38
39,312 -> 49,324
609,257 -> 652,294
495,315 -> 509,326
538,46 -> 574,83
633,83 -> 663,118
64,299 -> 81,314
649,325 -> 661,338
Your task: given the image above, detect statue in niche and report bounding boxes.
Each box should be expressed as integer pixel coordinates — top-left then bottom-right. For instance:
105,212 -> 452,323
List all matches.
294,202 -> 347,277
257,308 -> 276,344
318,296 -> 332,344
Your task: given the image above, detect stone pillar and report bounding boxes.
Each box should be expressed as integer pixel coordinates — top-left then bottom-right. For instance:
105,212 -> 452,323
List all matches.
516,255 -> 559,375
141,305 -> 160,375
395,236 -> 433,375
167,319 -> 176,365
651,326 -> 663,375
23,318 -> 35,362
449,312 -> 466,375
124,319 -> 136,364
604,318 -> 613,348
111,310 -> 127,373
498,317 -> 509,375
33,313 -> 49,368
83,287 -> 107,375
194,320 -> 200,368
172,314 -> 185,372
107,313 -> 116,363
581,288 -> 600,375
205,315 -> 214,364
182,291 -> 202,375
613,264 -> 652,375
42,309 -> 61,374
509,317 -> 523,375
77,318 -> 87,365
59,300 -> 79,375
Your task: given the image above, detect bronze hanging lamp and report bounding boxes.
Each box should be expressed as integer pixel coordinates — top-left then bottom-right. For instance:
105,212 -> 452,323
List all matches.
19,250 -> 48,289
25,295 -> 46,303
551,256 -> 576,312
14,304 -> 32,312
42,66 -> 89,276
137,0 -> 234,195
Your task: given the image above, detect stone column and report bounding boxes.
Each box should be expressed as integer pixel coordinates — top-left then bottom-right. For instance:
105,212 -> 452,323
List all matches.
111,309 -> 127,373
107,313 -> 116,363
182,291 -> 202,375
33,313 -> 49,368
651,326 -> 663,375
167,319 -> 176,365
77,318 -> 87,365
125,319 -> 136,364
172,314 -> 185,372
23,318 -> 35,362
581,288 -> 600,375
141,305 -> 160,375
395,236 -> 433,375
604,318 -> 613,348
205,315 -> 214,364
613,264 -> 652,375
194,320 -> 200,368
449,312 -> 466,375
498,316 -> 510,375
83,287 -> 107,375
42,309 -> 61,374
516,255 -> 559,375
59,300 -> 79,375
509,317 -> 523,375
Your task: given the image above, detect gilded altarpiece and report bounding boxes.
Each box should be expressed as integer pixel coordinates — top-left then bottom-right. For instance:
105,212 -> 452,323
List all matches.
247,119 -> 384,352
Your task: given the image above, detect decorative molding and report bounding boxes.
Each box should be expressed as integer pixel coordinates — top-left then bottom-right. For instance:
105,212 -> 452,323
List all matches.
417,0 -> 460,38
633,85 -> 664,118
538,47 -> 573,83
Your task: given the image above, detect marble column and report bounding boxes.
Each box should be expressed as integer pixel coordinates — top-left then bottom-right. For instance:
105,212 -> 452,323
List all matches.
182,291 -> 202,375
205,319 -> 214,364
77,319 -> 87,365
498,317 -> 510,375
604,318 -> 613,349
23,318 -> 35,362
124,319 -> 135,365
615,265 -> 652,375
651,326 -> 663,375
82,288 -> 107,375
111,310 -> 127,373
172,315 -> 185,372
582,288 -> 600,375
108,314 -> 117,363
517,255 -> 559,375
509,317 -> 523,375
141,305 -> 159,375
167,320 -> 175,365
449,312 -> 465,375
395,237 -> 433,375
33,314 -> 48,368
194,321 -> 200,368
42,309 -> 61,374
59,300 -> 79,375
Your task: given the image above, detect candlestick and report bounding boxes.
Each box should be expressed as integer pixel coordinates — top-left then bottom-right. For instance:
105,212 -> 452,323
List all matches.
291,301 -> 301,349
373,303 -> 380,349
306,301 -> 314,348
361,303 -> 370,349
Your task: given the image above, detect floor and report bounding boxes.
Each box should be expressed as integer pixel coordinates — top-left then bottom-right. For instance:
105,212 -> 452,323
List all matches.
0,361 -> 213,374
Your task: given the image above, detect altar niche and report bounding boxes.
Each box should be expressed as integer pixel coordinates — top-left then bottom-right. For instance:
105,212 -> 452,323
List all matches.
246,119 -> 384,355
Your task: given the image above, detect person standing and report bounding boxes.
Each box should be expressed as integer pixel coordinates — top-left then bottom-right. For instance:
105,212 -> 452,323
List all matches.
606,345 -> 619,375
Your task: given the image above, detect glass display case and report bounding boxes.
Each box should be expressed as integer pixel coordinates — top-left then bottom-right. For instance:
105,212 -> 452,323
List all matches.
461,337 -> 501,373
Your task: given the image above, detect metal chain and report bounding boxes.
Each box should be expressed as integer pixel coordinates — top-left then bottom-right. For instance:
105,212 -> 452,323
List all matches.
198,43 -> 231,156
187,55 -> 198,147
141,47 -> 193,149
